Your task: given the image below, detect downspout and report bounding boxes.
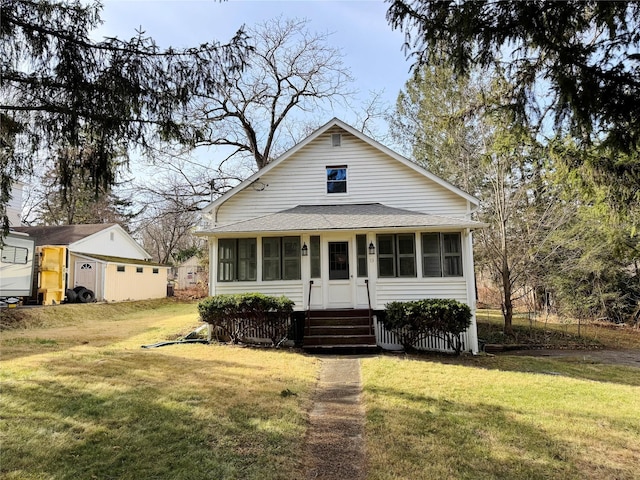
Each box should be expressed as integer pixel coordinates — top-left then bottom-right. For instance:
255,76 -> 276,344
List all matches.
464,227 -> 480,354
465,199 -> 481,353
208,238 -> 217,296
213,204 -> 220,225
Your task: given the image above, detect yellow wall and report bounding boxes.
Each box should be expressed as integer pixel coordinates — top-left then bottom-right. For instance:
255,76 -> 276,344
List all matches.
103,263 -> 168,302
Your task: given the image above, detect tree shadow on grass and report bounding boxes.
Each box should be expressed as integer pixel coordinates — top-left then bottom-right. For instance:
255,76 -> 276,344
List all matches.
364,385 -> 636,480
390,351 -> 640,387
1,352 -> 311,480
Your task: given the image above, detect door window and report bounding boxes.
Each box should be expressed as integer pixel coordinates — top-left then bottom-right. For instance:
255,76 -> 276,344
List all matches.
328,242 -> 349,280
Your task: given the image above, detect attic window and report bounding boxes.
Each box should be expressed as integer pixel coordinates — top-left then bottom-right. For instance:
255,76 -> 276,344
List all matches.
117,265 -> 125,272
110,232 -> 115,241
136,267 -> 143,273
331,133 -> 341,147
326,166 -> 347,194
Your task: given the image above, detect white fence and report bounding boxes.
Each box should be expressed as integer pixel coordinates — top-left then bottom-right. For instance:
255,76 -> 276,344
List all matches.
373,315 -> 470,353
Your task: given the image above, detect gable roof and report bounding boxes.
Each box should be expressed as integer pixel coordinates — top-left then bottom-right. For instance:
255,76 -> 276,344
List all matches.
199,203 -> 487,234
12,224 -> 116,246
201,118 -> 480,215
13,223 -> 151,260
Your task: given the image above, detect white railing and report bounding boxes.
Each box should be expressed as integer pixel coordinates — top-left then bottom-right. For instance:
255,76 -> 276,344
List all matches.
373,316 -> 469,353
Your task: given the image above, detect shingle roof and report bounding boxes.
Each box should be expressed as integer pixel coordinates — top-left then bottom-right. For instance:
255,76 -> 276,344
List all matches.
12,224 -> 116,246
198,203 -> 486,234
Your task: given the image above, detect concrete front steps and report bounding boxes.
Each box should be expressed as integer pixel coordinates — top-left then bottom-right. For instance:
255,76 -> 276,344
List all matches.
303,309 -> 379,354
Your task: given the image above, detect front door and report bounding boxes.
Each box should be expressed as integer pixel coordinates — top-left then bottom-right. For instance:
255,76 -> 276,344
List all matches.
327,241 -> 352,307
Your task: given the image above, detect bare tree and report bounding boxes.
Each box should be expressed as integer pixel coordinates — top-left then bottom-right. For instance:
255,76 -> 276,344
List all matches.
138,200 -> 202,265
131,16 -> 357,266
132,147 -> 250,218
133,16 -> 355,264
188,16 -> 354,170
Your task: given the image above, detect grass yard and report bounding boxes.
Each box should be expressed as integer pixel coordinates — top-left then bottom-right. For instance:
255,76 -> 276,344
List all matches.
0,300 -> 318,480
2,300 -> 639,480
362,354 -> 640,480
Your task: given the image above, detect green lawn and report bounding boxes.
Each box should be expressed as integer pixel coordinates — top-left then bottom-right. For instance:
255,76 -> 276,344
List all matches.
1,301 -> 639,479
362,355 -> 640,480
0,300 -> 318,480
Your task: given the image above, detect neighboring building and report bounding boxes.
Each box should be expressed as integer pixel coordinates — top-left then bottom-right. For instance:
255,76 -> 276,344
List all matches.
172,255 -> 207,290
12,224 -> 169,303
0,232 -> 36,298
1,183 -> 36,301
197,118 -> 485,353
6,181 -> 24,227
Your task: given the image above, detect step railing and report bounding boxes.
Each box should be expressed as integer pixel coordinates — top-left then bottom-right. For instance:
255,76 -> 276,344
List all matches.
365,279 -> 373,335
306,280 -> 313,336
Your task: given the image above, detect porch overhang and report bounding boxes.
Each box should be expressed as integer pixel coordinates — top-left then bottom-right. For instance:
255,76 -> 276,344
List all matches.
197,203 -> 487,235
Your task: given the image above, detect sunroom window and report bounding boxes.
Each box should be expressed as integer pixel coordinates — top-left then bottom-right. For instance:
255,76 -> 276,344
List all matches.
218,238 -> 257,282
263,236 -> 301,281
421,233 -> 463,277
377,234 -> 416,277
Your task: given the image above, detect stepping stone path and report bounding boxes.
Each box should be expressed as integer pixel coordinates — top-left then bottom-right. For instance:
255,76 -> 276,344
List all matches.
302,357 -> 367,480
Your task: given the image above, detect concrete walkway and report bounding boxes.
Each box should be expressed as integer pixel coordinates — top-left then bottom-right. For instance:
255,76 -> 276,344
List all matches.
302,357 -> 367,480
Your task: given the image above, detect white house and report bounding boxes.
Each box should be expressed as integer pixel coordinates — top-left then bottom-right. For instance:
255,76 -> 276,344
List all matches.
12,224 -> 169,303
6,181 -> 25,227
197,118 -> 485,353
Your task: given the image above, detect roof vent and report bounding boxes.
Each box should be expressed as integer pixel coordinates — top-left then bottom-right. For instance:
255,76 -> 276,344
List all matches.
331,133 -> 341,147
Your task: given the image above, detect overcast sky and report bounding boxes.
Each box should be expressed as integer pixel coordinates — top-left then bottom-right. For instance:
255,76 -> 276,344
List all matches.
95,0 -> 413,128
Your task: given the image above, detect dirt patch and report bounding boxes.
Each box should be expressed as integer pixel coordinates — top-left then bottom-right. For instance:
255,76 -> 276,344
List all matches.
500,349 -> 640,368
172,286 -> 208,301
302,357 -> 367,480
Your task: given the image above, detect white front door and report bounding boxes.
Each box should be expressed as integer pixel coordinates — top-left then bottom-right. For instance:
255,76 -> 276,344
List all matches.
75,261 -> 97,292
326,240 -> 353,308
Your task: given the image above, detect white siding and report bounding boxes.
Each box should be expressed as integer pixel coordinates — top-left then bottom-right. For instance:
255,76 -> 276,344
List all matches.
374,278 -> 469,309
214,127 -> 468,225
0,233 -> 35,296
70,227 -> 149,260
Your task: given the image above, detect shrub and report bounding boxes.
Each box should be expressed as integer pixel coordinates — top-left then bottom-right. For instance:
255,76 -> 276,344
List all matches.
382,299 -> 472,354
198,293 -> 294,346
